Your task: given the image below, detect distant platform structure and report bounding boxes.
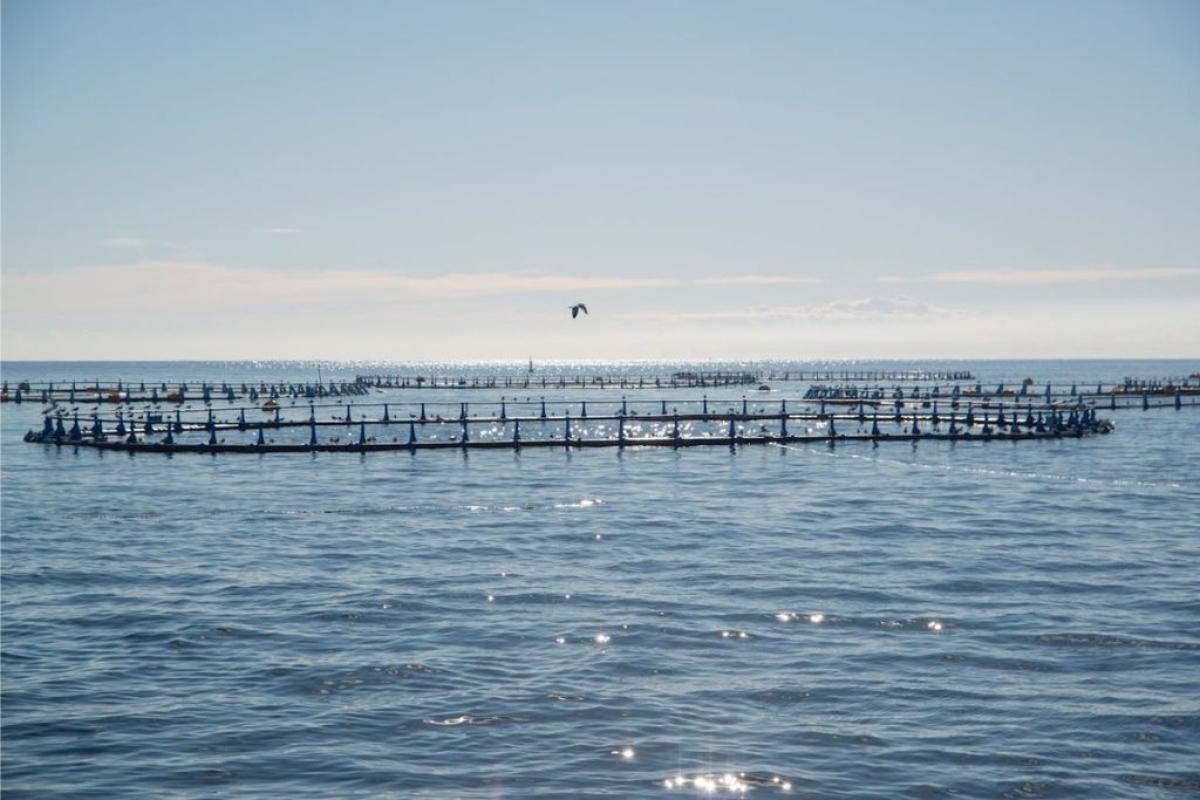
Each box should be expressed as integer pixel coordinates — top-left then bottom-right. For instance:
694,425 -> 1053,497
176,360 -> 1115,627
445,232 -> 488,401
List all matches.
352,368 -> 975,391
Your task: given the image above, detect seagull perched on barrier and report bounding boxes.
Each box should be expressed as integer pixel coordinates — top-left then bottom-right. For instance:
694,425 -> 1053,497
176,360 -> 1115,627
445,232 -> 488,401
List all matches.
570,303 -> 588,319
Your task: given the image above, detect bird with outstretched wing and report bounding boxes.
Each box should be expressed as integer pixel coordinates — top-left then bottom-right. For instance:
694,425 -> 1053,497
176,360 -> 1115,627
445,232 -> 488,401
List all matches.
570,303 -> 588,319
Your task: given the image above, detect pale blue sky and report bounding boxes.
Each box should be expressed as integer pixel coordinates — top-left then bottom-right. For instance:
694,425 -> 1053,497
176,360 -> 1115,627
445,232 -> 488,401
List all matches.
3,0 -> 1198,359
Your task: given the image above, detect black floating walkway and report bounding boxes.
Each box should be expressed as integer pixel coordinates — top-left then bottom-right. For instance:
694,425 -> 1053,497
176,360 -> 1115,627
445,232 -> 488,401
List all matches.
37,428 -> 1106,455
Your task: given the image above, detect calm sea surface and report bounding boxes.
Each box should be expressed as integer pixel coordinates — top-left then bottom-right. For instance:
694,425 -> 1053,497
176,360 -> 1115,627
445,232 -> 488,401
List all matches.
2,360 -> 1198,798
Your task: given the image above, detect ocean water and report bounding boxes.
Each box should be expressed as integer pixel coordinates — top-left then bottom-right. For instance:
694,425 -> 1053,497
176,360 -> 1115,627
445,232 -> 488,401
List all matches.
2,359 -> 1198,798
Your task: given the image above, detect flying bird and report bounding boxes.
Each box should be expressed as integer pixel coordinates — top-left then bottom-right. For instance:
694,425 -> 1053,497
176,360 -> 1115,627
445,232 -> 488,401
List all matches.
570,303 -> 589,319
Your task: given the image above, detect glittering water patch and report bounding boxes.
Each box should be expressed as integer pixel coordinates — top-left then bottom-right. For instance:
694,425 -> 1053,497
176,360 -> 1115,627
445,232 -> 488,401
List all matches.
662,772 -> 793,793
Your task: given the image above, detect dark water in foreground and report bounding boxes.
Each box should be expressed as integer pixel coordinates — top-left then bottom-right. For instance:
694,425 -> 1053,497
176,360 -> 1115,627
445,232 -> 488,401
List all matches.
2,360 -> 1199,798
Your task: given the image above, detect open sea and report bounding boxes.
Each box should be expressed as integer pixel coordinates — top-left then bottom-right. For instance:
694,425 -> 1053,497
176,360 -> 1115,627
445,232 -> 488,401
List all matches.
2,359 -> 1198,799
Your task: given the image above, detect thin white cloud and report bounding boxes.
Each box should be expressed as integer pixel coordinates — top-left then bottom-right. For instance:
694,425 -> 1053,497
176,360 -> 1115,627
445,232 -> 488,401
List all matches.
101,236 -> 147,248
253,227 -> 304,235
3,261 -> 825,313
879,267 -> 1200,285
694,275 -> 820,286
618,295 -> 955,322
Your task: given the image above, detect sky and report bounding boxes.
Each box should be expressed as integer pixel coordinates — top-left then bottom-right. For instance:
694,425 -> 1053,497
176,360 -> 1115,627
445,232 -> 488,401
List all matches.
2,0 -> 1198,361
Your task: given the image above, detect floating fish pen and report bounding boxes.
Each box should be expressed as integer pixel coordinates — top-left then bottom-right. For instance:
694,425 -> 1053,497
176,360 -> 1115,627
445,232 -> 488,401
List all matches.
756,369 -> 974,382
24,394 -> 1115,455
0,380 -> 369,405
806,381 -> 1200,410
352,368 -> 975,390
355,373 -> 760,390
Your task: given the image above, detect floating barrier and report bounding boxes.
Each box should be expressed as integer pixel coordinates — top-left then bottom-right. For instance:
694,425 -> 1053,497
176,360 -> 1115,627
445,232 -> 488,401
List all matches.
352,369 -> 975,390
32,388 -> 1194,433
25,426 -> 1109,454
24,398 -> 1114,454
0,380 -> 370,404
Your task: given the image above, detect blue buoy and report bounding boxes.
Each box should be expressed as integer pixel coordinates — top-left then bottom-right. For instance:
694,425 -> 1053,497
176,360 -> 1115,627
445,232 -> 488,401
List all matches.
931,402 -> 940,426
164,427 -> 174,445
407,421 -> 417,447
871,414 -> 881,437
581,401 -> 588,418
542,398 -> 548,419
115,415 -> 126,436
564,413 -> 572,442
207,410 -> 215,433
43,417 -> 55,438
661,400 -> 667,415
346,404 -> 353,425
54,416 -> 66,441
672,413 -> 681,442
1176,389 -> 1183,410
702,395 -> 708,416
461,418 -> 470,444
618,416 -> 626,447
911,415 -> 920,436
309,418 -> 318,447
500,400 -> 507,421
1143,394 -> 1150,411
256,424 -> 265,446
209,427 -> 218,446
238,409 -> 247,431
359,421 -> 367,446
621,397 -> 627,417
513,419 -> 521,445
780,413 -> 788,437
828,416 -> 837,437
174,410 -> 184,433
728,417 -> 737,439
126,424 -> 138,445
741,398 -> 748,417
144,416 -> 154,434
383,404 -> 390,424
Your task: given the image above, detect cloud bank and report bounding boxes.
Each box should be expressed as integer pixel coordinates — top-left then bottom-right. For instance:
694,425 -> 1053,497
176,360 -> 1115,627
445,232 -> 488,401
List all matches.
618,296 -> 954,322
1,260 -> 822,313
879,267 -> 1200,285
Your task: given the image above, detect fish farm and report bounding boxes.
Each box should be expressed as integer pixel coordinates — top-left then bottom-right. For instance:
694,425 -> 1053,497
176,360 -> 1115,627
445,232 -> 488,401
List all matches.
10,370 -> 1197,456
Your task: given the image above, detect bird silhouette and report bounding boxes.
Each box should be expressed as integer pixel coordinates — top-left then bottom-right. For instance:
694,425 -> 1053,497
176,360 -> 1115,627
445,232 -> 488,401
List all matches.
570,303 -> 589,319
